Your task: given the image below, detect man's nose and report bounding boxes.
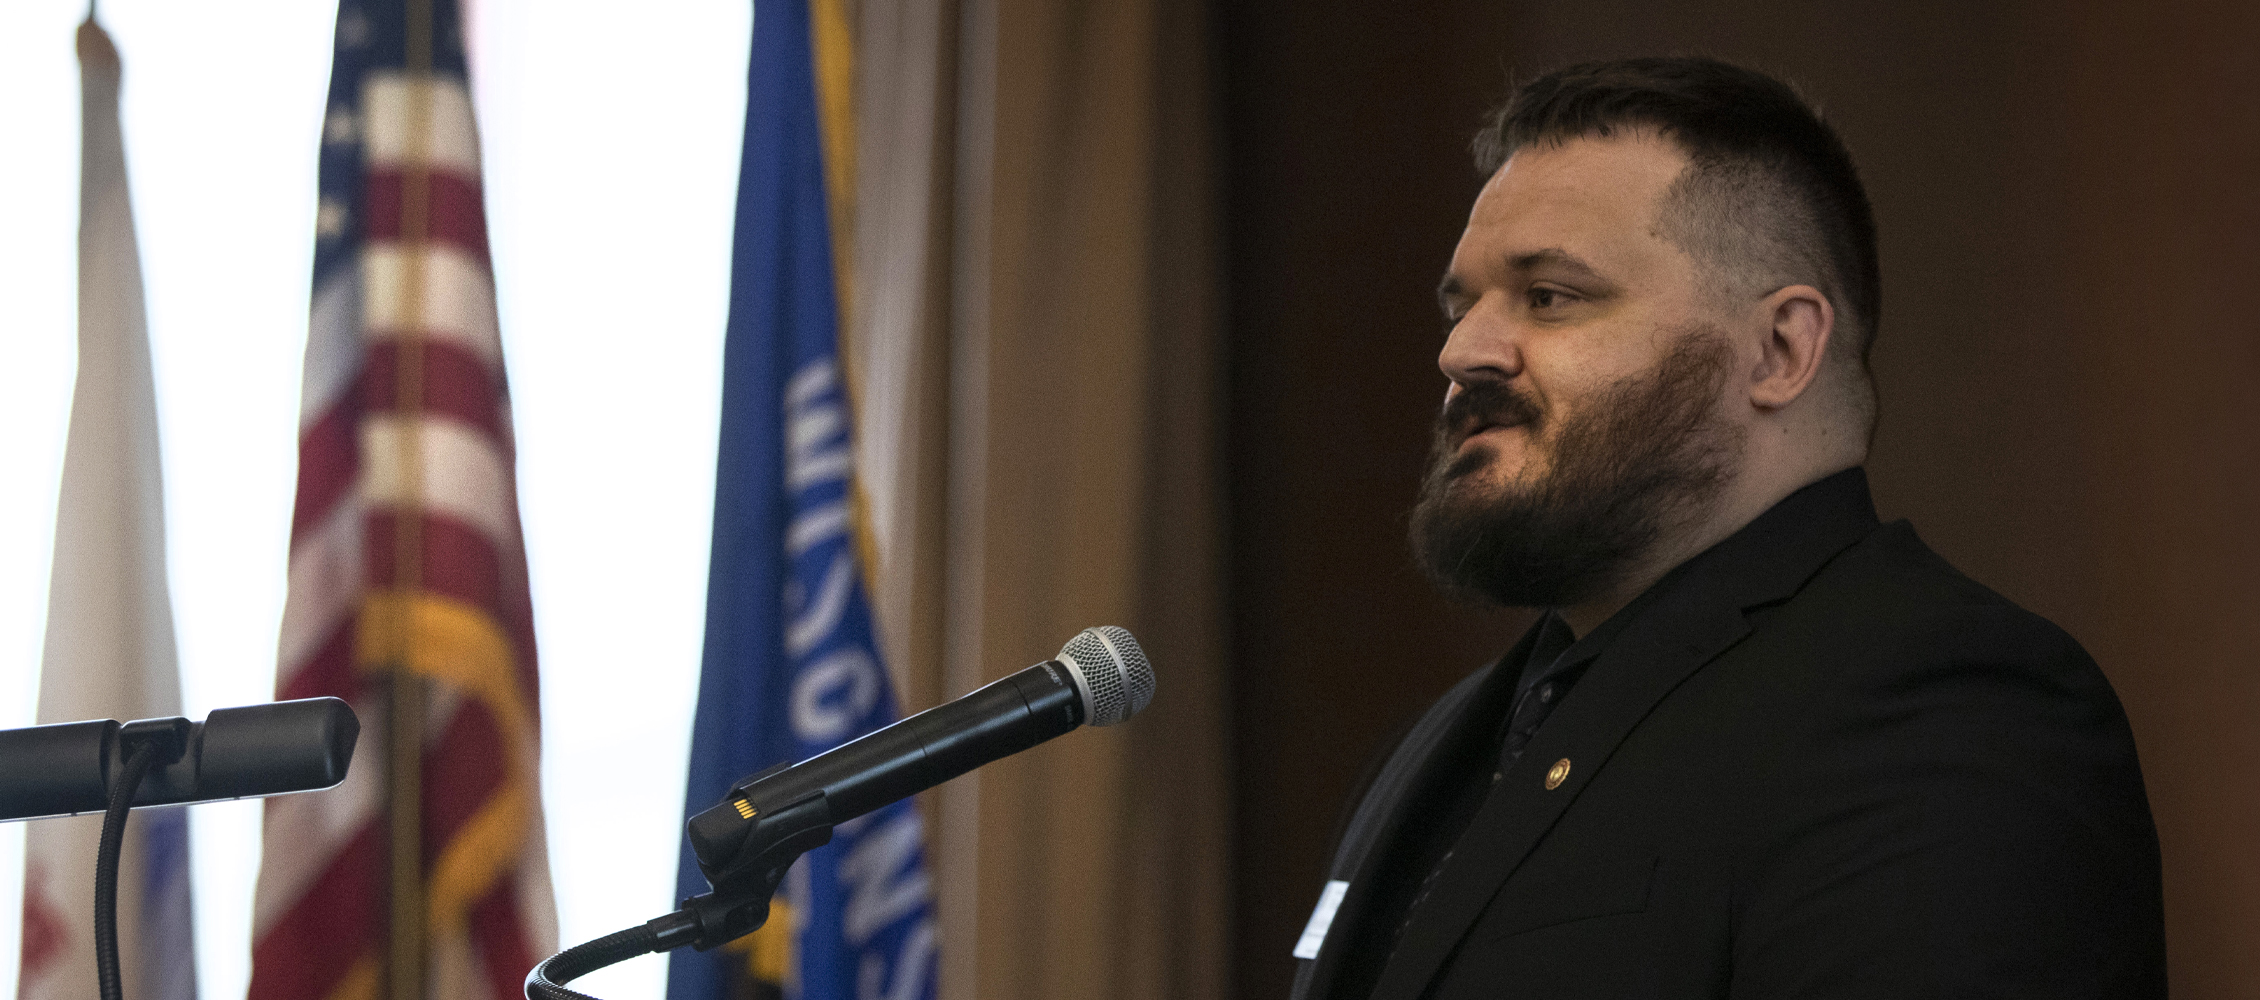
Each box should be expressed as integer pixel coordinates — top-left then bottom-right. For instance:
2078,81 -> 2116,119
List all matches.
1439,295 -> 1523,388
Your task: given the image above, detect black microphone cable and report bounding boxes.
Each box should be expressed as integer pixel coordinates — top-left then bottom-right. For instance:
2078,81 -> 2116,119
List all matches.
525,911 -> 699,1000
94,718 -> 193,1000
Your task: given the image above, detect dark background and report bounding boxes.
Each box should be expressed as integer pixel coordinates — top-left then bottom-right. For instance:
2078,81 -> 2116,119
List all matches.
1216,2 -> 2260,998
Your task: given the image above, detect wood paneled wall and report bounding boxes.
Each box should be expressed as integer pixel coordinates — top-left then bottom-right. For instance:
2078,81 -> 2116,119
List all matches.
1218,3 -> 2260,997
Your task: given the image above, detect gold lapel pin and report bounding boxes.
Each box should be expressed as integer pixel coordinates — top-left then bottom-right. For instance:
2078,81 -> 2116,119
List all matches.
1545,758 -> 1572,790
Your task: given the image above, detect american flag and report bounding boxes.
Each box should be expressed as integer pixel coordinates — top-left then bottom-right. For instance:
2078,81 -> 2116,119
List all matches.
248,3 -> 556,1000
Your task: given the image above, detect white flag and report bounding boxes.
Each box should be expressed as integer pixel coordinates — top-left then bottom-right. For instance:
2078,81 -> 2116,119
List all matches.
16,19 -> 199,1000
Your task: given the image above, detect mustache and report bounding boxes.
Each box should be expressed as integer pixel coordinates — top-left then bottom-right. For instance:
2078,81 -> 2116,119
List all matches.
1438,380 -> 1543,445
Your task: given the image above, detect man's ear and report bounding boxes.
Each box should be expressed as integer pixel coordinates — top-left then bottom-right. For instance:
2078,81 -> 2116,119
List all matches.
1749,284 -> 1833,410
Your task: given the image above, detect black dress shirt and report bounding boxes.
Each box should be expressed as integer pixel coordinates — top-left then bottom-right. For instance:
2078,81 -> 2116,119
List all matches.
1324,583 -> 1670,998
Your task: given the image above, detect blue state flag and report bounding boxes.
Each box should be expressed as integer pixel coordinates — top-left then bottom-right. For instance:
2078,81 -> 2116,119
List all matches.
669,2 -> 939,1000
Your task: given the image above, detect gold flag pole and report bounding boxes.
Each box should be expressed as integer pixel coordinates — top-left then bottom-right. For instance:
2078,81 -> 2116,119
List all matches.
386,0 -> 437,997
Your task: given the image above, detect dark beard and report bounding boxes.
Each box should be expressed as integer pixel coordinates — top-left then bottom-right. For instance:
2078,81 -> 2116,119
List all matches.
1408,330 -> 1743,608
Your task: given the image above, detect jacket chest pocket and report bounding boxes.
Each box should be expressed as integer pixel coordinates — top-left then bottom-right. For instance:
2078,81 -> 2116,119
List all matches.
1472,854 -> 1658,942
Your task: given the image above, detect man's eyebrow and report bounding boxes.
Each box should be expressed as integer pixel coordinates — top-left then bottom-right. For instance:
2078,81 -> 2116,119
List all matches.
1508,247 -> 1606,282
1439,249 -> 1610,315
1436,274 -> 1466,316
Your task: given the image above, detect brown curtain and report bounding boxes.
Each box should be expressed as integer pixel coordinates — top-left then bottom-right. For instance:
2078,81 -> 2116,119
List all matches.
848,1 -> 1230,998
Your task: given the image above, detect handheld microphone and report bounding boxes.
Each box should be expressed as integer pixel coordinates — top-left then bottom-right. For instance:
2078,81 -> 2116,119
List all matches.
676,626 -> 1154,949
0,697 -> 360,823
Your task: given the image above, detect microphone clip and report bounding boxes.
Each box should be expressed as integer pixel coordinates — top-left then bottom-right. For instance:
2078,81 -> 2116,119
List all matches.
675,767 -> 836,951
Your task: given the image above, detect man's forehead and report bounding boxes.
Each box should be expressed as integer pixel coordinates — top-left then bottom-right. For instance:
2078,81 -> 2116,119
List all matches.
1457,132 -> 1690,272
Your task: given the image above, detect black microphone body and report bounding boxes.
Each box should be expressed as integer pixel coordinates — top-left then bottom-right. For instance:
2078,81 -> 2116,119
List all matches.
0,697 -> 360,823
667,625 -> 1152,951
673,658 -> 1098,951
686,660 -> 1081,880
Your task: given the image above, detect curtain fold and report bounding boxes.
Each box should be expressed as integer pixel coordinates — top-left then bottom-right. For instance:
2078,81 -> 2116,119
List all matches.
850,0 -> 1230,996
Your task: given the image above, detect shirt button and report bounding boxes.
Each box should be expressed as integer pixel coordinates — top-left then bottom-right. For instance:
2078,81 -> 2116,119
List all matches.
1491,770 -> 1503,783
1538,684 -> 1557,703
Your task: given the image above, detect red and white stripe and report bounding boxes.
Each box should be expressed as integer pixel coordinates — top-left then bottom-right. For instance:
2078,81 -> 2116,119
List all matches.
248,69 -> 555,1000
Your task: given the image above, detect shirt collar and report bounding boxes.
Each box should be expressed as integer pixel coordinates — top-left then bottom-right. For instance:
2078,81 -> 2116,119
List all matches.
1515,465 -> 1880,697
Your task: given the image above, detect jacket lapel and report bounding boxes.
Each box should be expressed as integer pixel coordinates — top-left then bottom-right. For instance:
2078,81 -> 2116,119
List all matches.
1292,627 -> 1539,1000
1368,468 -> 1882,1000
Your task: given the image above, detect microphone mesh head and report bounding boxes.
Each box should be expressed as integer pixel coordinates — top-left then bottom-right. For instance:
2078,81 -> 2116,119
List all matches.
1057,626 -> 1156,727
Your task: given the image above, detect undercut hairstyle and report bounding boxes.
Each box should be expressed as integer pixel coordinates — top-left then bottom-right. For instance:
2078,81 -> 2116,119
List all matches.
1474,57 -> 1881,433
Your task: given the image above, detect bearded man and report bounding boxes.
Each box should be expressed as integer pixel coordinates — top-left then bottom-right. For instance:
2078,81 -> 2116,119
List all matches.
1289,58 -> 2165,1000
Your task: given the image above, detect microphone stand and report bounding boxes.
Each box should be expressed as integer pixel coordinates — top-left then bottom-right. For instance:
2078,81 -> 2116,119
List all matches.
524,777 -> 837,1000
1,699 -> 357,1000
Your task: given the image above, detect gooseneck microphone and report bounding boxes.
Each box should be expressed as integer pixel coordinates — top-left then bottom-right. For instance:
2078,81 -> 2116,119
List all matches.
0,697 -> 360,823
526,627 -> 1156,999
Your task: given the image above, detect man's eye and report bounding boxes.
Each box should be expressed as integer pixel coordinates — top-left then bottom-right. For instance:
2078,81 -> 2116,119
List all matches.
1528,287 -> 1569,310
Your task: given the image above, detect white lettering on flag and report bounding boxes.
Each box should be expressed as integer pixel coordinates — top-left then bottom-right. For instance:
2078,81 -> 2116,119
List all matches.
839,812 -> 932,946
791,648 -> 883,744
858,917 -> 937,1000
787,552 -> 856,656
787,500 -> 851,556
787,358 -> 854,490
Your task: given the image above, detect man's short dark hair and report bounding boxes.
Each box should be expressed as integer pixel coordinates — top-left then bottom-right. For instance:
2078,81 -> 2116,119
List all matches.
1475,57 -> 1881,427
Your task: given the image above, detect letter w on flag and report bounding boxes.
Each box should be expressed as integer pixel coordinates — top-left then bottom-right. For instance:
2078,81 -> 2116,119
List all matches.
668,2 -> 939,1000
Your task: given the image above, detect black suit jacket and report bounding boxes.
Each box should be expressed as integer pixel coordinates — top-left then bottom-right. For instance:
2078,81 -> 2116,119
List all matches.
1292,468 -> 2165,1000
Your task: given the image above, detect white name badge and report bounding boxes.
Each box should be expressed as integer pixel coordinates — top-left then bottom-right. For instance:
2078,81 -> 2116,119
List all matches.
1292,880 -> 1351,960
